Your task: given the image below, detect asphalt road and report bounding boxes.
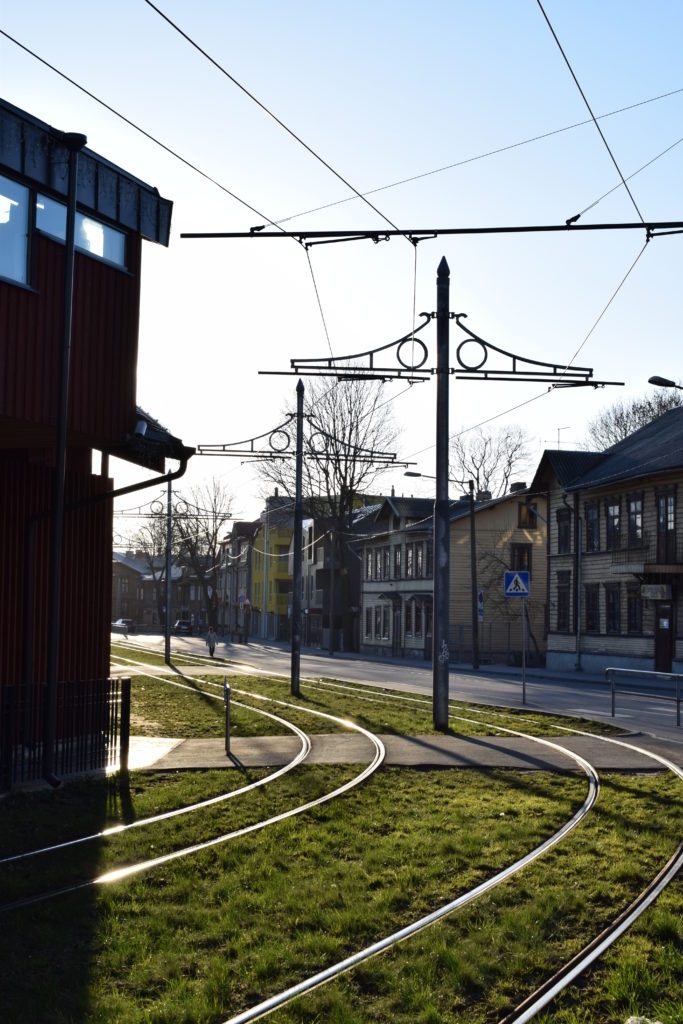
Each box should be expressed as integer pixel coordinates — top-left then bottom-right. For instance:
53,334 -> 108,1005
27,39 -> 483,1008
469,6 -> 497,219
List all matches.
117,632 -> 683,755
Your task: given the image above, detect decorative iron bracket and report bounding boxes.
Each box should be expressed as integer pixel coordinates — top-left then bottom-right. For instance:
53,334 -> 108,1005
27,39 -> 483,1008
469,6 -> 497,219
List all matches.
198,415 -> 410,467
449,313 -> 623,387
260,314 -> 434,383
261,310 -> 623,389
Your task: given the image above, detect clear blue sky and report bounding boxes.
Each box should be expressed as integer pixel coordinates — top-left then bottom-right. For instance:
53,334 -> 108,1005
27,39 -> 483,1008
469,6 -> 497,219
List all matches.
2,1 -> 682,526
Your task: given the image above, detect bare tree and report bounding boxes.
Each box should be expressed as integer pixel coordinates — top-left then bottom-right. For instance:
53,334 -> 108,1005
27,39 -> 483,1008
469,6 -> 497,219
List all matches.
174,478 -> 234,628
259,377 -> 400,649
450,425 -> 531,497
586,388 -> 683,450
259,377 -> 401,527
130,512 -> 171,625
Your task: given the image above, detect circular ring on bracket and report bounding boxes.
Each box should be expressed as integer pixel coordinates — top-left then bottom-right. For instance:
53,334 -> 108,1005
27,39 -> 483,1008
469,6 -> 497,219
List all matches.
269,430 -> 292,453
396,337 -> 429,370
456,339 -> 488,371
150,501 -> 163,515
174,500 -> 188,516
309,431 -> 329,455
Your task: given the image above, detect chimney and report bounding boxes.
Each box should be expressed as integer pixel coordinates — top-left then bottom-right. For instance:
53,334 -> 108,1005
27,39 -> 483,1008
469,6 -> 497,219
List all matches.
391,485 -> 395,497
510,482 -> 527,493
476,490 -> 492,502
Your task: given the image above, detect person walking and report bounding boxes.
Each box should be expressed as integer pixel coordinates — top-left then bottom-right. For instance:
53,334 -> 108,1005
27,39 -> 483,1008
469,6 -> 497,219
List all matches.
206,625 -> 217,658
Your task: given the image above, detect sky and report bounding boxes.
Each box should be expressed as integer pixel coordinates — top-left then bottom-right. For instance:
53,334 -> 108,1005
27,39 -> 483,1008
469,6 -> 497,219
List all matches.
2,1 -> 683,536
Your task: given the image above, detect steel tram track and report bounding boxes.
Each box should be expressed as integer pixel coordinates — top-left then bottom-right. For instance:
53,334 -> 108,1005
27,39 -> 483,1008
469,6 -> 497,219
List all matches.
0,678 -> 385,911
11,646 -> 681,1020
227,672 -> 682,1024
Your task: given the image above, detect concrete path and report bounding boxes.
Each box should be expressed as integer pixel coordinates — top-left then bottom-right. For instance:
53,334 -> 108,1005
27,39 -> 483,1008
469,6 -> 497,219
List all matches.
128,731 -> 681,773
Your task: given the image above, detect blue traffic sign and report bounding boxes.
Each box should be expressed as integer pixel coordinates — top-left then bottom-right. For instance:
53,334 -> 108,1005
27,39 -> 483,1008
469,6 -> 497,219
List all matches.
504,570 -> 530,596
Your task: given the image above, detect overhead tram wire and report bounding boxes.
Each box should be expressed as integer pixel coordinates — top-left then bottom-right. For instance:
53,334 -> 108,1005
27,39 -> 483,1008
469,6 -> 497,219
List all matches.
0,31 -> 283,233
405,237 -> 653,462
6,28 -> 682,233
0,31 -> 338,358
142,1 -> 414,248
271,85 -> 683,225
536,0 -> 645,225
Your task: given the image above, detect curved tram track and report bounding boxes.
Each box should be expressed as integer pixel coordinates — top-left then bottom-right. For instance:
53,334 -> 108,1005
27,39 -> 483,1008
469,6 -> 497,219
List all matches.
3,644 -> 680,1022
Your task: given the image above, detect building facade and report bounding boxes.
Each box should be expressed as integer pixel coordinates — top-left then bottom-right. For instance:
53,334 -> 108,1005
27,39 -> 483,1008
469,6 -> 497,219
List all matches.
531,408 -> 683,674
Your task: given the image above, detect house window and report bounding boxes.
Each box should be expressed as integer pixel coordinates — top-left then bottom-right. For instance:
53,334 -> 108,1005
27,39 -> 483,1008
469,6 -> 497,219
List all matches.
374,549 -> 382,580
383,547 -> 391,580
365,550 -> 373,580
605,584 -> 621,634
365,608 -> 372,637
36,192 -> 127,268
556,570 -> 570,632
627,587 -> 642,634
406,545 -> 414,578
627,494 -> 643,548
426,539 -> 433,577
656,490 -> 676,562
585,502 -> 599,553
557,509 -> 571,554
511,544 -> 531,573
405,601 -> 413,636
585,584 -> 600,633
393,545 -> 402,579
414,603 -> 423,636
605,498 -> 621,551
374,606 -> 382,639
121,577 -> 129,594
425,602 -> 433,638
382,605 -> 390,639
415,543 -> 424,578
518,502 -> 537,529
0,174 -> 29,285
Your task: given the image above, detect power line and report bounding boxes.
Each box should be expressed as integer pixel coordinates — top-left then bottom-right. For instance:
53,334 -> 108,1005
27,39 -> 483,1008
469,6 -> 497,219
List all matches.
273,86 -> 683,225
536,0 -> 645,224
0,30 -> 284,233
142,0 -> 410,242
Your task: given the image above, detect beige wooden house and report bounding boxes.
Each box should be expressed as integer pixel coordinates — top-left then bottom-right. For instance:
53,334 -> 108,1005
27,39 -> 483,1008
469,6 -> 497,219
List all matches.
530,407 -> 683,674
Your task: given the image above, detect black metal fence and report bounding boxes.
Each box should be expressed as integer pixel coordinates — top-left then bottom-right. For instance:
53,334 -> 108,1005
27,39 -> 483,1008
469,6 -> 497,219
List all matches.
0,677 -> 130,790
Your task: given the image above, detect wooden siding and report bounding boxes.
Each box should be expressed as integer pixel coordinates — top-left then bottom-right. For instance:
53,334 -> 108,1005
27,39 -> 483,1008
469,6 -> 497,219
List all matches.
0,452 -> 112,687
0,233 -> 141,447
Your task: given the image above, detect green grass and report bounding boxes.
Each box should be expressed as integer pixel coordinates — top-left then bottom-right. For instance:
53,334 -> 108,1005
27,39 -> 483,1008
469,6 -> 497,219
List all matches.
0,656 -> 679,1024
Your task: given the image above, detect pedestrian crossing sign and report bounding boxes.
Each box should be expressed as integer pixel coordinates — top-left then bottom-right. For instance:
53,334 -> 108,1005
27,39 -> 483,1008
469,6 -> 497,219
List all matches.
504,570 -> 530,596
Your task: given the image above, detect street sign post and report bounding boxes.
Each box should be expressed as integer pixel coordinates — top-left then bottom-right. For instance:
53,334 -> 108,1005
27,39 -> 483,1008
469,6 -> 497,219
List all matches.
504,571 -> 530,704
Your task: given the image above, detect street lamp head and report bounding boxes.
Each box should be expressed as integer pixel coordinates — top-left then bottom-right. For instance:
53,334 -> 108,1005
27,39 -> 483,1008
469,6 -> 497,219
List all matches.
648,375 -> 680,389
404,470 -> 436,479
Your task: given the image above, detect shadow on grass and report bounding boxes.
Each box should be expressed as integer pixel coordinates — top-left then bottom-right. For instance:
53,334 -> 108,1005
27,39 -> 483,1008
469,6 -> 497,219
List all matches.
0,770 -> 135,1023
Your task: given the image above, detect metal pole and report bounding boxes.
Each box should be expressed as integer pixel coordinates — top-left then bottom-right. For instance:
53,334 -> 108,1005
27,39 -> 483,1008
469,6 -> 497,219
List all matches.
262,503 -> 269,640
291,380 -> 304,696
469,480 -> 479,670
522,596 -> 527,705
575,514 -> 583,671
44,131 -> 87,785
328,530 -> 335,657
165,478 -> 172,665
119,678 -> 131,774
433,256 -> 450,730
224,677 -> 231,755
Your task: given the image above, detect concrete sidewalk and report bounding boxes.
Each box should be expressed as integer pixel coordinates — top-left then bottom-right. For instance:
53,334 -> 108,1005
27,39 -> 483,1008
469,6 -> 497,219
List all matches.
128,731 -> 681,773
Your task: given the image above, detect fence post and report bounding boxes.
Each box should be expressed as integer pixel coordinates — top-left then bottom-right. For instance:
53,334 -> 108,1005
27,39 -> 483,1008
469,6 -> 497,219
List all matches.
224,677 -> 231,756
120,678 -> 131,774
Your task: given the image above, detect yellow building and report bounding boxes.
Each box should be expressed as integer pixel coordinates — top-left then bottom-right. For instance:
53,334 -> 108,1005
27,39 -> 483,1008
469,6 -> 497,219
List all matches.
251,492 -> 293,640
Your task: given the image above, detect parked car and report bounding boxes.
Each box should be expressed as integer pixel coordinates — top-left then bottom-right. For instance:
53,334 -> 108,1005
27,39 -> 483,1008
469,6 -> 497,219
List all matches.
112,618 -> 136,634
172,619 -> 193,635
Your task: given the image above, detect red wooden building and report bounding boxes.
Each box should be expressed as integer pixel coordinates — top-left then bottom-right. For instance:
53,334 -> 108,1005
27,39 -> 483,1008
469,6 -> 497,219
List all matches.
0,99 -> 192,786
